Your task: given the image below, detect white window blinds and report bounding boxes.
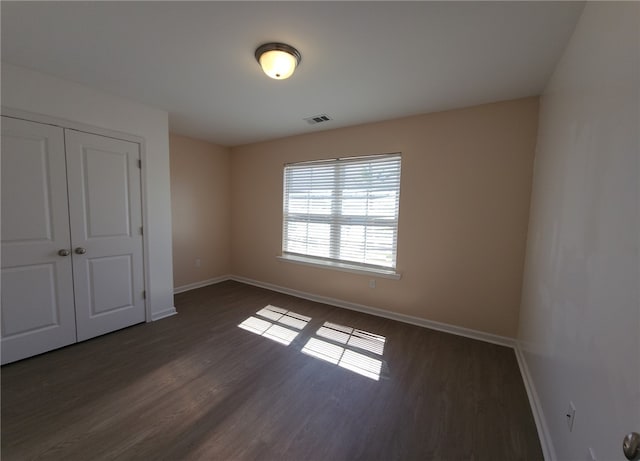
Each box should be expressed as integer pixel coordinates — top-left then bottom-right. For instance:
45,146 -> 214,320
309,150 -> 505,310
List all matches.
283,154 -> 401,271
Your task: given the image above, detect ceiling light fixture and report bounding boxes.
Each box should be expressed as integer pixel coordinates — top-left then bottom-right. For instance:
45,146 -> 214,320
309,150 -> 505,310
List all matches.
255,42 -> 302,80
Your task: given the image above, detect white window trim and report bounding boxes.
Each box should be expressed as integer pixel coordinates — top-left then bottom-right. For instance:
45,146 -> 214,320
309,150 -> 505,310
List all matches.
277,254 -> 402,280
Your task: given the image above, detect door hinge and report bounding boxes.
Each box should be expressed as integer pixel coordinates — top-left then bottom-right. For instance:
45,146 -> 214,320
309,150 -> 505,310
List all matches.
142,290 -> 146,299
140,226 -> 144,235
137,159 -> 142,169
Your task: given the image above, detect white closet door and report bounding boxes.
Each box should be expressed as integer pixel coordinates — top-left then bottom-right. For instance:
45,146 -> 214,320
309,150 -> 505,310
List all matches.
65,130 -> 145,342
1,117 -> 77,364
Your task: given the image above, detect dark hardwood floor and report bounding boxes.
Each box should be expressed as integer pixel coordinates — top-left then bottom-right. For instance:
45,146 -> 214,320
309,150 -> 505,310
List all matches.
1,281 -> 542,460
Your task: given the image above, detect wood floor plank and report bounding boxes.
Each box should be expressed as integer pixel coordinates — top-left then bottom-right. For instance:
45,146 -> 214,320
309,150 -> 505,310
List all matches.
1,281 -> 542,460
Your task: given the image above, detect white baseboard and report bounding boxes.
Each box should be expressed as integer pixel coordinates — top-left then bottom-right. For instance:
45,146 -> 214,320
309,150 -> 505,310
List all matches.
229,275 -> 515,348
173,275 -> 231,294
151,306 -> 177,321
514,343 -> 556,461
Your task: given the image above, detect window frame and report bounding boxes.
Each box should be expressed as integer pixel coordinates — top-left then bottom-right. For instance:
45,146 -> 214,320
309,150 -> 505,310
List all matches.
280,153 -> 402,279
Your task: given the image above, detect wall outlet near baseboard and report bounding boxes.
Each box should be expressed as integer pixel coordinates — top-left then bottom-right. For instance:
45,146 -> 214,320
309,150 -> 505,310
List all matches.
369,279 -> 376,288
195,258 -> 201,268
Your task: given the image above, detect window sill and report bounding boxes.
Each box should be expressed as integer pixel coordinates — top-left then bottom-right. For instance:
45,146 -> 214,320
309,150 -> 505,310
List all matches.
277,255 -> 402,280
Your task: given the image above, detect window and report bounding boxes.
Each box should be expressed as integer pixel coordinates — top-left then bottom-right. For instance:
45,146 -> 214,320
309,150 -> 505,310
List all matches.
282,153 -> 401,275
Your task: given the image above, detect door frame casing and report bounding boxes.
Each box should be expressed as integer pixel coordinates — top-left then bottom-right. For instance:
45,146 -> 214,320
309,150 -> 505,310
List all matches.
2,107 -> 151,323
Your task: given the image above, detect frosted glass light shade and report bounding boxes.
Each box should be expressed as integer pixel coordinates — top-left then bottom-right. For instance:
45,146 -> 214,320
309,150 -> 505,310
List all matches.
255,43 -> 301,80
259,50 -> 297,79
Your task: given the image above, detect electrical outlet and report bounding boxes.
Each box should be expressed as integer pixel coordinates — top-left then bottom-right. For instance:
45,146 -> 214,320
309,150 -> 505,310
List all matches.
369,279 -> 376,288
566,401 -> 576,431
195,258 -> 201,268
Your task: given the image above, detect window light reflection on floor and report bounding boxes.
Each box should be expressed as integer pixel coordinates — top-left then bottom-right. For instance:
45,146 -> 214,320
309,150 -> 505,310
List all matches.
238,305 -> 311,346
302,322 -> 386,381
317,322 -> 386,356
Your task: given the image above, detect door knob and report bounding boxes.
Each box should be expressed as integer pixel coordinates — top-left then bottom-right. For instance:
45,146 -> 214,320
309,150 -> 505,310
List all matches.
74,247 -> 87,255
58,249 -> 71,257
624,432 -> 640,460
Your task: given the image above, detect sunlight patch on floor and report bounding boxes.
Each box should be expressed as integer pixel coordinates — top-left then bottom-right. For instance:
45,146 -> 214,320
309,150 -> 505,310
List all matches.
238,305 -> 311,346
317,322 -> 386,356
302,322 -> 386,381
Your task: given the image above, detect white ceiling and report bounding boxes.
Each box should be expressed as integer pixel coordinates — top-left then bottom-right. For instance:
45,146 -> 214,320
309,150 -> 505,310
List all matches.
1,1 -> 584,147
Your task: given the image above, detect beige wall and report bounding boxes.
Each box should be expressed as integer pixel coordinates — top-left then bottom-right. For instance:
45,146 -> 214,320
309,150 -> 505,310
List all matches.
230,97 -> 539,338
170,134 -> 231,289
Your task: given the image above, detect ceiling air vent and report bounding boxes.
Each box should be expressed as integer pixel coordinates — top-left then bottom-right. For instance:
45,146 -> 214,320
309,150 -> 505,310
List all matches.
304,114 -> 332,125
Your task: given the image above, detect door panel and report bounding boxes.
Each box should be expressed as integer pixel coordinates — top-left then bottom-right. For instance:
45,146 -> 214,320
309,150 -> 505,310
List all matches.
82,147 -> 131,238
1,135 -> 55,242
87,254 -> 134,316
65,130 -> 144,342
1,117 -> 76,364
2,264 -> 60,335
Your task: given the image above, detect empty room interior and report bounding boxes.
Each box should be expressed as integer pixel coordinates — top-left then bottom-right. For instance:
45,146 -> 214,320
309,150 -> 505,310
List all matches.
1,2 -> 638,461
